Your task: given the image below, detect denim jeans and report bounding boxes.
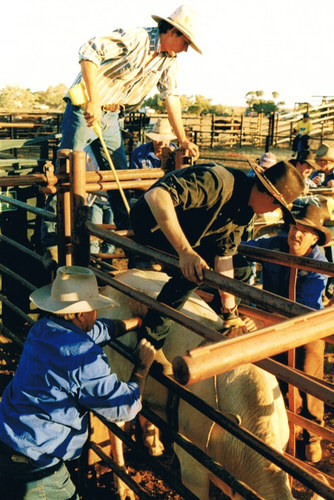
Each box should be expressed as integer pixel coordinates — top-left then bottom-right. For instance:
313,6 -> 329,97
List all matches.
41,102 -> 129,250
89,201 -> 116,254
0,458 -> 78,500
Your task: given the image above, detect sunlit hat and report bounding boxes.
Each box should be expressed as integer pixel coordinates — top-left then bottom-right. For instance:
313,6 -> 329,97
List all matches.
30,266 -> 118,313
315,143 -> 334,162
294,204 -> 332,246
146,118 -> 177,142
251,160 -> 305,223
152,5 -> 202,54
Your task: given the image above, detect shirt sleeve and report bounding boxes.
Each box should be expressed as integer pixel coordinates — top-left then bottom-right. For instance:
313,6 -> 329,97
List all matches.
78,28 -> 148,67
86,319 -> 116,345
297,272 -> 327,310
75,349 -> 142,423
157,59 -> 179,99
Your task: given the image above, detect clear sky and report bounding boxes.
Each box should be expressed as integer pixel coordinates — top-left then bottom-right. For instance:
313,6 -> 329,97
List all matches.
2,0 -> 334,108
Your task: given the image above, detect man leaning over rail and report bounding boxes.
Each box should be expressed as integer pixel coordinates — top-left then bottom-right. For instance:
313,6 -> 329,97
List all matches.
129,160 -> 305,369
244,203 -> 331,463
0,266 -> 155,500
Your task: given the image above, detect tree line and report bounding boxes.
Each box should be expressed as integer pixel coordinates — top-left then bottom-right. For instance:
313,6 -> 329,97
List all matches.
0,84 -> 286,116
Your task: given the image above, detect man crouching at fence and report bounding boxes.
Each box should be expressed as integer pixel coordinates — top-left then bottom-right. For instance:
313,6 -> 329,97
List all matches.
0,265 -> 155,500
130,160 -> 305,370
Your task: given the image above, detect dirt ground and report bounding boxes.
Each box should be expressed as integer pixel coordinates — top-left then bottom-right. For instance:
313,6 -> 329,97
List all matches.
0,144 -> 333,499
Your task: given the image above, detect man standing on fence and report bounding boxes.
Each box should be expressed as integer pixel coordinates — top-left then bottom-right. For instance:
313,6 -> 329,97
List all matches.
244,204 -> 331,462
0,266 -> 155,499
62,5 -> 199,224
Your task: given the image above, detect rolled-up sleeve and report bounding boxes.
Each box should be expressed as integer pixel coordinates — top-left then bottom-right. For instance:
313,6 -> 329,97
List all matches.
157,60 -> 179,99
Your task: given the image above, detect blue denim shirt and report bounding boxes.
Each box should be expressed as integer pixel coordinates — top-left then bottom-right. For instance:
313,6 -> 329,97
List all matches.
130,141 -> 176,169
0,317 -> 141,467
244,236 -> 327,309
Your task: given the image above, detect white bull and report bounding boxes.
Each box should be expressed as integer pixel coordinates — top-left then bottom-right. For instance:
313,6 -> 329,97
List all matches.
99,269 -> 293,499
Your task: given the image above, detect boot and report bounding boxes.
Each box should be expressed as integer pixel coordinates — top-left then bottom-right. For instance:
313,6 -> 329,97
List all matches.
42,246 -> 58,271
305,441 -> 322,463
154,349 -> 173,376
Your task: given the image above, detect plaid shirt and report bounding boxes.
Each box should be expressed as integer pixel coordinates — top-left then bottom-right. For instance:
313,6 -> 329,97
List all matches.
70,27 -> 178,111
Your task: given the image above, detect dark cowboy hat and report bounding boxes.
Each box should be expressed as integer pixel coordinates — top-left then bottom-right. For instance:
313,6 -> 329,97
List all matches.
294,204 -> 332,246
296,150 -> 318,170
251,160 -> 305,223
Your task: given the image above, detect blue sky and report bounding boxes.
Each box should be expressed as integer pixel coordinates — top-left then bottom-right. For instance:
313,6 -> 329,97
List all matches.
2,0 -> 334,108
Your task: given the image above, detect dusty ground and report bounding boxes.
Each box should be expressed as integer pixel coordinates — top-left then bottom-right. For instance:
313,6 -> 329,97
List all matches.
0,145 -> 333,499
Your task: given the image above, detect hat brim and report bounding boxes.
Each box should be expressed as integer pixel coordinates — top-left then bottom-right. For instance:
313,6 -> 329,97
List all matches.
250,162 -> 296,224
294,217 -> 332,246
146,132 -> 176,142
30,284 -> 119,313
152,14 -> 202,54
304,159 -> 318,170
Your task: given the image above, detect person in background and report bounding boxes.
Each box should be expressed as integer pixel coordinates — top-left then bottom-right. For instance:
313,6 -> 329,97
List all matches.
247,151 -> 277,177
85,146 -> 116,257
311,143 -> 334,187
292,112 -> 313,153
0,266 -> 155,499
130,117 -> 177,169
245,204 -> 331,463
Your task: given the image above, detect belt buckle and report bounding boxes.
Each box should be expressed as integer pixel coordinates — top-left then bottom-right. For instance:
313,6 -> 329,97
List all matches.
11,454 -> 30,464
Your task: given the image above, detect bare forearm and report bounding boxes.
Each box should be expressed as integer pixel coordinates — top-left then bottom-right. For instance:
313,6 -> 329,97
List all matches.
80,60 -> 99,103
165,95 -> 186,142
112,317 -> 142,338
215,255 -> 237,310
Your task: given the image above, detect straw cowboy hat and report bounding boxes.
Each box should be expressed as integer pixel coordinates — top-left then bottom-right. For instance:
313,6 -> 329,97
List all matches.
152,5 -> 202,54
315,143 -> 334,162
294,204 -> 332,246
30,266 -> 118,313
296,150 -> 318,170
146,118 -> 177,142
251,160 -> 305,223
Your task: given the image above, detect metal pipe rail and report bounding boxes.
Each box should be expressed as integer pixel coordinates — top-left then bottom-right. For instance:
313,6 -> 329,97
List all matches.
0,263 -> 37,292
109,339 -> 334,500
0,234 -> 43,262
0,194 -> 57,221
239,243 -> 334,277
0,294 -> 35,327
91,412 -> 200,500
86,223 -> 312,318
173,308 -> 334,387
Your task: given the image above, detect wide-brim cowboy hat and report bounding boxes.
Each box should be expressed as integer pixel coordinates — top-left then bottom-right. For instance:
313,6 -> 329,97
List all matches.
146,118 -> 177,142
30,266 -> 118,313
152,5 -> 202,54
251,160 -> 305,224
315,143 -> 334,162
294,203 -> 332,246
296,150 -> 318,170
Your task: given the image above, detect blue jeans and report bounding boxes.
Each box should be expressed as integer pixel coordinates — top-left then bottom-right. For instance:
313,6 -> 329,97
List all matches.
41,103 -> 129,250
0,459 -> 78,500
89,201 -> 116,254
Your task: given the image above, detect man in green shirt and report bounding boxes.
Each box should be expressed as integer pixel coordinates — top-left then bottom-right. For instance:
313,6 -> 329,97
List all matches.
130,161 -> 305,351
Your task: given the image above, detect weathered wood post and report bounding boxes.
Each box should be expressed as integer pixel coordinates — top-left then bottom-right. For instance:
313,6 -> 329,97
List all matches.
70,150 -> 90,266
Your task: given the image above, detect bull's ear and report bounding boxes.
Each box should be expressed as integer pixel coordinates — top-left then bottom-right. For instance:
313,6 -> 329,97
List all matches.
220,411 -> 242,426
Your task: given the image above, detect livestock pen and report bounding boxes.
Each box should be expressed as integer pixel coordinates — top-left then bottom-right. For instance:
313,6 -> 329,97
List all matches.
0,148 -> 334,499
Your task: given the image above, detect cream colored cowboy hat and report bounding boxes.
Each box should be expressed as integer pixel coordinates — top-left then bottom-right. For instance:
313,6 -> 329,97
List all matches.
315,143 -> 334,162
146,118 -> 177,142
251,160 -> 305,223
152,5 -> 202,54
30,266 -> 118,313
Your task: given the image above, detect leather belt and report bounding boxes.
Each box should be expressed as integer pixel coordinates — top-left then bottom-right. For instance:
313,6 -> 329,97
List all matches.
101,104 -> 123,112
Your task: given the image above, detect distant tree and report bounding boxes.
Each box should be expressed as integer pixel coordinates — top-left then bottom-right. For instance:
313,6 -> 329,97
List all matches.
143,93 -> 230,116
0,85 -> 36,109
245,90 -> 284,116
34,84 -> 67,111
